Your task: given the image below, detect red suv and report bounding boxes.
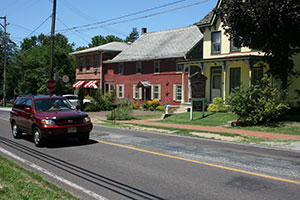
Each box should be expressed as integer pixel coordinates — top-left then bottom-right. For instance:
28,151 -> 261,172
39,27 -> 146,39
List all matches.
10,95 -> 93,147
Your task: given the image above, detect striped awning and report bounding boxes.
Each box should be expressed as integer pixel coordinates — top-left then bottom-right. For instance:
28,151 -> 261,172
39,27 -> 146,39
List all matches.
83,81 -> 98,89
72,81 -> 85,88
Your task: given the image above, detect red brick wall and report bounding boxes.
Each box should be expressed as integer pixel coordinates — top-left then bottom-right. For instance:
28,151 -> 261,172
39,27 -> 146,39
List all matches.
103,59 -> 189,105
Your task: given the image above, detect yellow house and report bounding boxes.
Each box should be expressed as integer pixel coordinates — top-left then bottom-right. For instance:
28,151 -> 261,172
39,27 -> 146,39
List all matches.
180,0 -> 300,104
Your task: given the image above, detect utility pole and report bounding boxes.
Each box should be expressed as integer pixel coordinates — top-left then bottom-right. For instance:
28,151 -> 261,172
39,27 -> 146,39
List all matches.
49,0 -> 56,81
0,16 -> 8,107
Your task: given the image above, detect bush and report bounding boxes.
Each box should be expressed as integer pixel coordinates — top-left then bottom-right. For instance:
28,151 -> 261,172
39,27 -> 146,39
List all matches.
207,97 -> 227,112
142,100 -> 162,111
106,99 -> 134,120
83,90 -> 116,112
227,75 -> 289,125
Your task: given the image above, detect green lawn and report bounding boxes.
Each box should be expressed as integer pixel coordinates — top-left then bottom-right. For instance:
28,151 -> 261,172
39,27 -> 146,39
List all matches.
0,155 -> 78,199
230,121 -> 300,136
158,112 -> 238,126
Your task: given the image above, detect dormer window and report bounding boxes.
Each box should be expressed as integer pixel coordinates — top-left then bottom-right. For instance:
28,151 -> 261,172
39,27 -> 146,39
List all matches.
211,31 -> 221,54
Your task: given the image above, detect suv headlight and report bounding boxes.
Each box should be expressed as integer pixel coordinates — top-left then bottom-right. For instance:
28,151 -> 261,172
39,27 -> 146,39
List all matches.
83,116 -> 91,123
41,119 -> 56,125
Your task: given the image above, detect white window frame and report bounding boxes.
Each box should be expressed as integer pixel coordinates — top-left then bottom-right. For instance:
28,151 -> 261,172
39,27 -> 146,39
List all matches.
154,61 -> 160,74
118,63 -> 124,75
173,84 -> 182,102
151,84 -> 161,100
136,62 -> 142,74
133,85 -> 142,99
117,84 -> 124,98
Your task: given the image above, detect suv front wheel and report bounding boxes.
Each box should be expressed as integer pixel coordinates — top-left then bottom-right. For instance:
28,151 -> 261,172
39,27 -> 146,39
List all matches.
11,121 -> 22,139
33,127 -> 45,147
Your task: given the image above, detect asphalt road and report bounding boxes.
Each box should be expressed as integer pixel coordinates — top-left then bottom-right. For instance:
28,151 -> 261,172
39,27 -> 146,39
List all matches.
0,110 -> 299,200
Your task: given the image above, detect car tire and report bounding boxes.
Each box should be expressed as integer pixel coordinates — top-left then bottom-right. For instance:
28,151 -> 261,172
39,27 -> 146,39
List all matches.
11,121 -> 22,139
78,132 -> 89,144
33,127 -> 45,147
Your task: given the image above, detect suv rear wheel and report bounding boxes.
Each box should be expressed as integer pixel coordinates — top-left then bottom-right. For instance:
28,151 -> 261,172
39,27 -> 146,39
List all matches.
33,127 -> 45,147
11,121 -> 22,139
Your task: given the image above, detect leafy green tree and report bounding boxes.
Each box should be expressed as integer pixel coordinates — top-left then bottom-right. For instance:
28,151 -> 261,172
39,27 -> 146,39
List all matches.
215,0 -> 300,89
88,35 -> 123,48
13,33 -> 75,95
0,29 -> 18,99
125,28 -> 139,43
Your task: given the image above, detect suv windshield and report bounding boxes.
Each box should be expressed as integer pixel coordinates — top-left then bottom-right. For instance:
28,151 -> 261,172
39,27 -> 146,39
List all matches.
34,98 -> 75,112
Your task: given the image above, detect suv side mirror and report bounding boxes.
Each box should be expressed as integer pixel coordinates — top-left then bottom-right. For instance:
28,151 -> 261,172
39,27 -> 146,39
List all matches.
24,107 -> 32,113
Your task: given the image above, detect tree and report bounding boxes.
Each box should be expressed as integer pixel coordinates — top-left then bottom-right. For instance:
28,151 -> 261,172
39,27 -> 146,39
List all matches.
125,28 -> 139,43
88,35 -> 123,48
0,29 -> 18,100
215,0 -> 300,89
12,33 -> 75,96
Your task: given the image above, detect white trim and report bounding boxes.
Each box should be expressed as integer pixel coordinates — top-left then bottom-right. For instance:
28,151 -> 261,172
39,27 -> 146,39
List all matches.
117,84 -> 124,98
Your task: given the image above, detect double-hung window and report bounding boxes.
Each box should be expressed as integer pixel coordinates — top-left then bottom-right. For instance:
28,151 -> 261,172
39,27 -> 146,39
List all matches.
154,61 -> 160,73
79,57 -> 83,72
211,31 -> 221,54
173,84 -> 182,101
176,64 -> 183,73
136,62 -> 142,74
105,83 -> 114,93
93,55 -> 98,72
86,56 -> 90,72
118,63 -> 124,75
133,85 -> 141,99
117,84 -> 124,98
152,85 -> 161,100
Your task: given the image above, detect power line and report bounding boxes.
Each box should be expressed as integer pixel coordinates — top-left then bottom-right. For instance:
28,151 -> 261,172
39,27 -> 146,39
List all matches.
57,17 -> 90,43
57,0 -> 189,32
26,15 -> 51,38
59,0 -> 210,34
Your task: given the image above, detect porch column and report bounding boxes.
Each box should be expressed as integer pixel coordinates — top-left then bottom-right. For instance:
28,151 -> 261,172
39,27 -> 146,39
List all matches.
223,69 -> 226,101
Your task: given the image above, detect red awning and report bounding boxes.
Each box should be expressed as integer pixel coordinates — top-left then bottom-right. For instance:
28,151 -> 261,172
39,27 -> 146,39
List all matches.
83,81 -> 98,89
72,81 -> 85,88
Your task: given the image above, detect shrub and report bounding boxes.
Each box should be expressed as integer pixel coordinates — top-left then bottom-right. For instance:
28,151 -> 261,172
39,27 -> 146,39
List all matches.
143,100 -> 162,111
106,99 -> 134,120
207,97 -> 227,112
156,105 -> 165,111
227,75 -> 289,125
83,90 -> 116,112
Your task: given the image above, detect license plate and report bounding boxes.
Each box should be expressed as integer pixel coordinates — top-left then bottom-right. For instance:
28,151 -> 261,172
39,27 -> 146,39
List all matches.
68,127 -> 77,133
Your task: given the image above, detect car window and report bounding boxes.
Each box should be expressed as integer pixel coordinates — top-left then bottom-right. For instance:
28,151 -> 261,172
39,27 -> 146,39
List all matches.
65,96 -> 78,100
14,98 -> 27,110
34,98 -> 75,112
25,99 -> 32,109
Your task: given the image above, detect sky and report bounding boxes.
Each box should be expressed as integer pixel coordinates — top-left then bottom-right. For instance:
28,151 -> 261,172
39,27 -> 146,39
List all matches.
0,0 -> 218,49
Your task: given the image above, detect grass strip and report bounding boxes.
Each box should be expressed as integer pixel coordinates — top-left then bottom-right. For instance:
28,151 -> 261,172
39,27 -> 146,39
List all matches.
0,154 -> 78,200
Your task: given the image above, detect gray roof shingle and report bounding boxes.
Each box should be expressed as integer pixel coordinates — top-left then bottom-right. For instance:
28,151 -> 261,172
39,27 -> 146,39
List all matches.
70,42 -> 130,55
108,25 -> 203,63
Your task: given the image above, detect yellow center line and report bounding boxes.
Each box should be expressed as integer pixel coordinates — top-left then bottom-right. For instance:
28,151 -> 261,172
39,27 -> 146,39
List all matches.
92,139 -> 300,185
0,117 -> 8,121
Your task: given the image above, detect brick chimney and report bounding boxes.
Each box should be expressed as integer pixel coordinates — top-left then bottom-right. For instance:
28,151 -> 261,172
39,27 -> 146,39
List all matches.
141,28 -> 147,35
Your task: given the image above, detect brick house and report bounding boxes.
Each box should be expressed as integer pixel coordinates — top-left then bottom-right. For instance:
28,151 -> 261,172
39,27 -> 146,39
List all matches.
70,42 -> 129,93
104,26 -> 203,106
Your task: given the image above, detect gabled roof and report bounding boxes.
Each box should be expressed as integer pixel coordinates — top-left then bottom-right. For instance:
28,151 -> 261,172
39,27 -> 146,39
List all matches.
108,25 -> 203,63
70,42 -> 130,55
195,0 -> 222,28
